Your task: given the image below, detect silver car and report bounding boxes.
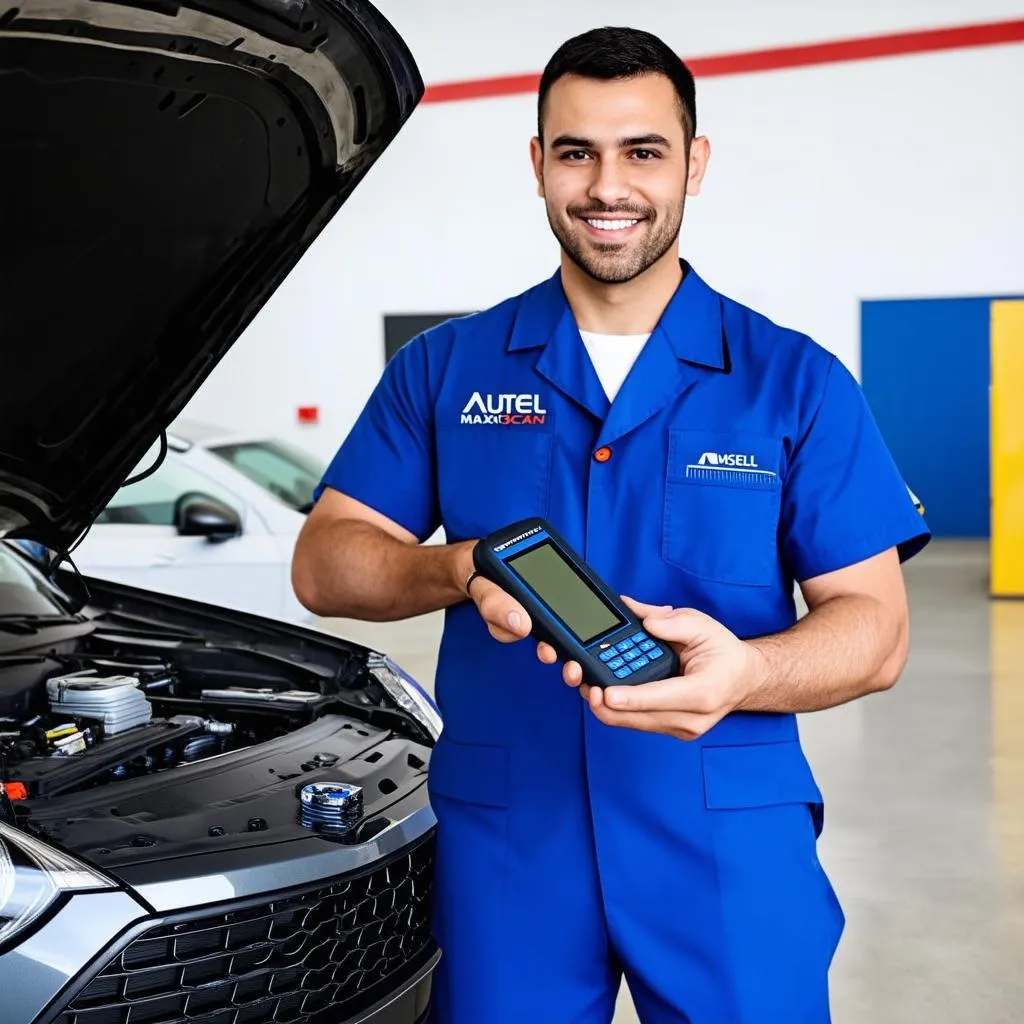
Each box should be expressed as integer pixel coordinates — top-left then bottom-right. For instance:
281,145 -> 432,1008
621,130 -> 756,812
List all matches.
0,2 -> 441,1022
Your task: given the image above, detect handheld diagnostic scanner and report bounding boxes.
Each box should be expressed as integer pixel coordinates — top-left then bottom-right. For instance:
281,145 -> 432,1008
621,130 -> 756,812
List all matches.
473,518 -> 680,687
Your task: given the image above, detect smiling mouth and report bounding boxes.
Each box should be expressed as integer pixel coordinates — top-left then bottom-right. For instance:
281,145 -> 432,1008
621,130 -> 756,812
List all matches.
581,217 -> 641,233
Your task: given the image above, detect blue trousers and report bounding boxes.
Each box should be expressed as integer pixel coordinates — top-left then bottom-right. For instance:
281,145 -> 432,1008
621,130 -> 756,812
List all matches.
425,732 -> 845,1024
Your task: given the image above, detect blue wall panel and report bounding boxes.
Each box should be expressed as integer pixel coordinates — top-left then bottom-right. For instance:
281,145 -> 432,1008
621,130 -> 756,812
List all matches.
861,297 -> 994,538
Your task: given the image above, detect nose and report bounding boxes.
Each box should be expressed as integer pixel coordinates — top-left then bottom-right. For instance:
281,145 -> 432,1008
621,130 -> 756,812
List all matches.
587,156 -> 631,207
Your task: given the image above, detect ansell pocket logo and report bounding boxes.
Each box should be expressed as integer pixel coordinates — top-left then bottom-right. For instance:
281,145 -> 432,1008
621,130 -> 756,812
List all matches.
697,451 -> 760,469
687,451 -> 777,485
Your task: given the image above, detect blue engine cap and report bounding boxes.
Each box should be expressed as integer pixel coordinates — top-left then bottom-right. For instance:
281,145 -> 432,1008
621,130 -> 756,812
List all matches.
299,781 -> 364,835
300,781 -> 363,809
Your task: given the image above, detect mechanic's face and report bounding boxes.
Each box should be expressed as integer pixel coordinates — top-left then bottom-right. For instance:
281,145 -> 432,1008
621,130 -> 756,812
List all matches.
531,73 -> 709,285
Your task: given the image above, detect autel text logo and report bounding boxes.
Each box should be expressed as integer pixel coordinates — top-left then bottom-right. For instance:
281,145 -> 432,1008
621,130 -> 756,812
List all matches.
460,392 -> 548,426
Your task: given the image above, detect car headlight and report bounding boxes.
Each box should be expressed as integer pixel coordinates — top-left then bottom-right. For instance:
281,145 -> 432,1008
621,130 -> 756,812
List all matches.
367,654 -> 442,741
0,817 -> 115,947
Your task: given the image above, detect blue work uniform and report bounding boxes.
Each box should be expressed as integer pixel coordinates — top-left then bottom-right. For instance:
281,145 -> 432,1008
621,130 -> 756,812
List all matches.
317,263 -> 930,1024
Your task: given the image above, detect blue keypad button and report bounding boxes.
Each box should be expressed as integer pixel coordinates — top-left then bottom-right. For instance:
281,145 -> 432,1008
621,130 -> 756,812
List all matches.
623,649 -> 641,662
631,656 -> 650,669
630,632 -> 646,644
647,646 -> 664,660
598,648 -> 617,662
614,667 -> 632,679
616,639 -> 635,653
608,657 -> 625,670
638,640 -> 655,652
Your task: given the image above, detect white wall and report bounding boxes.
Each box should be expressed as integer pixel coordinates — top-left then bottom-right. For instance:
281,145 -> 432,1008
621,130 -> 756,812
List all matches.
184,1 -> 1024,462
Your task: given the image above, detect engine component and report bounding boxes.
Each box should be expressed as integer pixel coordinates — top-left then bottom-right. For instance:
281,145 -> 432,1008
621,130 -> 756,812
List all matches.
201,688 -> 322,704
47,671 -> 152,735
12,717 -> 208,798
181,734 -> 221,762
299,781 -> 364,835
50,731 -> 87,756
45,724 -> 79,743
167,686 -> 344,727
202,719 -> 234,735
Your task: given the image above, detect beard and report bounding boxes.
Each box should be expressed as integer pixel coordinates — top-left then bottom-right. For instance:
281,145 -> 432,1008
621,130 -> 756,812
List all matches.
547,196 -> 685,284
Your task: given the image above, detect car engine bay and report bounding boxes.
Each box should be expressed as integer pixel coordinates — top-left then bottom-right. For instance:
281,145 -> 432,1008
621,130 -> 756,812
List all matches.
0,600 -> 434,870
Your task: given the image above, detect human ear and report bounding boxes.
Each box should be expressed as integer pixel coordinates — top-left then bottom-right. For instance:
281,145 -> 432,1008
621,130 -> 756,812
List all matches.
686,136 -> 711,197
530,136 -> 545,197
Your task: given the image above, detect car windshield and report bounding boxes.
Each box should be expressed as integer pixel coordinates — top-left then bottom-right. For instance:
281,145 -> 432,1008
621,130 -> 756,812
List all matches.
0,544 -> 74,617
206,440 -> 326,513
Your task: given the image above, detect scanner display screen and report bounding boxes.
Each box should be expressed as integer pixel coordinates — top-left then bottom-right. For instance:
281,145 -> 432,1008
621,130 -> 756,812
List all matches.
507,541 -> 623,644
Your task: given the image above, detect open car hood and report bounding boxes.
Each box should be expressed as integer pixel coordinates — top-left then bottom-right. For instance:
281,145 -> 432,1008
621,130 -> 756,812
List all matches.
0,0 -> 422,551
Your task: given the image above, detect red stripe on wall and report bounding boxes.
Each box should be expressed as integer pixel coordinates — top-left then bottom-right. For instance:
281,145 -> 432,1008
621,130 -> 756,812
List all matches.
421,18 -> 1024,105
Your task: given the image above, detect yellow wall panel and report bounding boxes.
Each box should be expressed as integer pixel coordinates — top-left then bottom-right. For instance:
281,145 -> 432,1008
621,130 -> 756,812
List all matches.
991,300 -> 1024,597
991,599 -> 1024,874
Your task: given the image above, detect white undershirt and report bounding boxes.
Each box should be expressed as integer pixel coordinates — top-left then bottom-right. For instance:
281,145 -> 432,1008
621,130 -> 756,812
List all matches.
579,331 -> 651,402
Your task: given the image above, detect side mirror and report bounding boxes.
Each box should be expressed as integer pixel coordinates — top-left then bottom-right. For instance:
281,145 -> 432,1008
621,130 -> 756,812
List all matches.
174,493 -> 242,543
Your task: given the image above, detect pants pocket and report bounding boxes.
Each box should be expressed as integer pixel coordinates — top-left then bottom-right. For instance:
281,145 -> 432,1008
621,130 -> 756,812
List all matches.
702,741 -> 845,1017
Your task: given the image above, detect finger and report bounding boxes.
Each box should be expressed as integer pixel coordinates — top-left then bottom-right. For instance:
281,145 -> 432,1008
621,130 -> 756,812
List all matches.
621,595 -> 675,619
486,623 -> 528,644
473,580 -> 531,640
537,642 -> 558,665
562,660 -> 583,688
602,676 -> 712,713
588,703 -> 712,740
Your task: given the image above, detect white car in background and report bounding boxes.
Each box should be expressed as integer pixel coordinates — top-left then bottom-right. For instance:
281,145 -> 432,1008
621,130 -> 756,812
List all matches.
72,418 -> 325,622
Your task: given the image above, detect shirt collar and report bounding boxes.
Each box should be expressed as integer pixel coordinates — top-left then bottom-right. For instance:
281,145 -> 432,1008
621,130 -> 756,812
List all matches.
507,260 -> 728,372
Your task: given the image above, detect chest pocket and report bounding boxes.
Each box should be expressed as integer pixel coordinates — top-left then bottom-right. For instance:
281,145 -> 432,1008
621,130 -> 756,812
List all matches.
663,429 -> 783,587
437,426 -> 553,542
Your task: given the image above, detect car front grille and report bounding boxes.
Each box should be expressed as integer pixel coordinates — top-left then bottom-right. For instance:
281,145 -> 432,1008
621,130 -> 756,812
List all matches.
54,837 -> 435,1024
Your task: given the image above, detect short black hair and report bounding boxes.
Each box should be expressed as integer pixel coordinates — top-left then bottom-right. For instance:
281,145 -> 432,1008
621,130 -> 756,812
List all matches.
537,27 -> 697,144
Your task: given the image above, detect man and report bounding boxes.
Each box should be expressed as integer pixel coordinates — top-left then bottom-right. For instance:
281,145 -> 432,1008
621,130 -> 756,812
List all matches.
293,25 -> 929,1024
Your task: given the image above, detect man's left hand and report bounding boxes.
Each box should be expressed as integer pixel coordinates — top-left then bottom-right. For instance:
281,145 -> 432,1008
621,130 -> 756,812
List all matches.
536,597 -> 766,741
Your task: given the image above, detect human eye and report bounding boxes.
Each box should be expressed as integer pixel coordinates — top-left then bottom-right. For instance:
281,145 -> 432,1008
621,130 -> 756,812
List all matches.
630,148 -> 660,161
560,149 -> 591,162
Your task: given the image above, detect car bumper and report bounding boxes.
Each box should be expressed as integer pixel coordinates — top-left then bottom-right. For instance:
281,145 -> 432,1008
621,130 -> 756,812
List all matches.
350,948 -> 438,1024
2,820 -> 438,1023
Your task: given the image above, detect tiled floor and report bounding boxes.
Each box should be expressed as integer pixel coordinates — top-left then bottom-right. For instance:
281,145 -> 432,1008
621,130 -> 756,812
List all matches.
318,541 -> 1024,1023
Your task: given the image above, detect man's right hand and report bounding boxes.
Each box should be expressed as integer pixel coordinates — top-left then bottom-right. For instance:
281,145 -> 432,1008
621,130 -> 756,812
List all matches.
454,540 -> 533,644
